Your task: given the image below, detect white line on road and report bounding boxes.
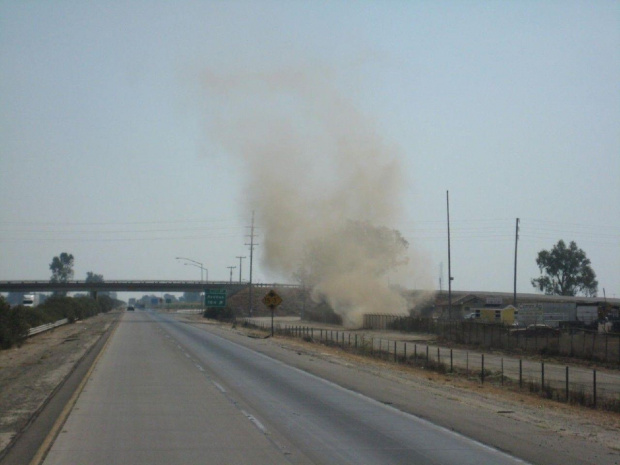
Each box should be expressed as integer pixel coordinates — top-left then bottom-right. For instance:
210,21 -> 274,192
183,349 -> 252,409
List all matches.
241,410 -> 267,434
212,381 -> 227,393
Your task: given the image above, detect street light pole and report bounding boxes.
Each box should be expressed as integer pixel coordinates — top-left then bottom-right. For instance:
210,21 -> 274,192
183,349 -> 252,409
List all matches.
176,257 -> 208,282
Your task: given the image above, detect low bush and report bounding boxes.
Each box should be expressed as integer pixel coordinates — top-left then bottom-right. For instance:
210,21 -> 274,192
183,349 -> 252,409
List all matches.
203,306 -> 235,321
0,297 -> 30,349
0,294 -> 123,350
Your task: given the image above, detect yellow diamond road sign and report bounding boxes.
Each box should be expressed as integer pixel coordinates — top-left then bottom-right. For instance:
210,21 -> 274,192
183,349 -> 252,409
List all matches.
262,289 -> 283,309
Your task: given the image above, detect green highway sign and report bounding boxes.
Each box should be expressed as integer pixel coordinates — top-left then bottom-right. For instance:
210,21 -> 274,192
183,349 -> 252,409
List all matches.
205,289 -> 227,307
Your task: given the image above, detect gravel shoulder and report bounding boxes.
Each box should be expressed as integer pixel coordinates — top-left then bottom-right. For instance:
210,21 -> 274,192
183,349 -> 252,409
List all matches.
0,311 -> 119,455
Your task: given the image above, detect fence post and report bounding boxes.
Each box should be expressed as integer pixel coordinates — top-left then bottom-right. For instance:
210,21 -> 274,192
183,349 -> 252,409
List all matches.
565,366 -> 569,402
466,352 -> 469,378
450,349 -> 453,373
519,359 -> 523,389
437,347 -> 440,365
481,354 -> 485,384
593,370 -> 597,409
501,358 -> 504,385
414,344 -> 417,361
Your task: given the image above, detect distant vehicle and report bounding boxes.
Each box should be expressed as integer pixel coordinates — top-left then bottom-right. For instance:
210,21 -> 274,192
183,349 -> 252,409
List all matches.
464,313 -> 477,320
22,294 -> 39,307
127,306 -> 135,311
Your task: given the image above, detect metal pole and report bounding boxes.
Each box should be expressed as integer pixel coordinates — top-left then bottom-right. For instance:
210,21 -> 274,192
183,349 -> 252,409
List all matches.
177,257 -> 205,282
513,218 -> 519,307
447,191 -> 453,319
227,266 -> 236,283
271,307 -> 274,337
593,370 -> 597,408
245,211 -> 258,317
236,256 -> 246,283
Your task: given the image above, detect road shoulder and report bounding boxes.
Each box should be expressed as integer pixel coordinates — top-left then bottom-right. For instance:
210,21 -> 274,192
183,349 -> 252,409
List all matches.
180,316 -> 620,465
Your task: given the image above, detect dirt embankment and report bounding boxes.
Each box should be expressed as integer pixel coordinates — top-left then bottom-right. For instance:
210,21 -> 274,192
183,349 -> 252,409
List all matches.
0,311 -> 119,454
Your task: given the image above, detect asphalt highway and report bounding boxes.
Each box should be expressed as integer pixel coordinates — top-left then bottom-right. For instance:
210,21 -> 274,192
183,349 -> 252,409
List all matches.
41,311 -> 533,464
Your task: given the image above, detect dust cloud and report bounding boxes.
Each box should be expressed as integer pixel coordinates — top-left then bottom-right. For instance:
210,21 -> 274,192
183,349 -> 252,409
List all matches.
201,69 -> 421,327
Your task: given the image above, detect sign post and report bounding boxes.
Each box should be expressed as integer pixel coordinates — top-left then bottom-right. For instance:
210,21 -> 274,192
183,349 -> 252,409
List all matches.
262,289 -> 283,336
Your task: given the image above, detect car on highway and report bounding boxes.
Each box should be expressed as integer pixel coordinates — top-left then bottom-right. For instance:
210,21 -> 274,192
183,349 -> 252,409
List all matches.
127,305 -> 135,311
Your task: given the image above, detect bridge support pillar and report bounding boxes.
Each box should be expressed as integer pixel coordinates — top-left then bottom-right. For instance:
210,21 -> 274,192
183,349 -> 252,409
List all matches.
90,291 -> 98,300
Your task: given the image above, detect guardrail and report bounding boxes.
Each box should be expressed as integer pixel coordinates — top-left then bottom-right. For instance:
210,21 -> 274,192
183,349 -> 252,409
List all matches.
27,318 -> 69,337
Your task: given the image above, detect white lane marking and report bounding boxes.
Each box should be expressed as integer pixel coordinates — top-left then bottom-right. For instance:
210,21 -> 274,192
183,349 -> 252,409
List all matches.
194,363 -> 205,372
212,381 -> 227,393
241,409 -> 267,434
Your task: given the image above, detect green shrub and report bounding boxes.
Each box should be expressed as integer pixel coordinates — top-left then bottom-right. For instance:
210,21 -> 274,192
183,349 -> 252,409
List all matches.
0,294 -> 122,350
203,306 -> 235,321
0,297 -> 30,349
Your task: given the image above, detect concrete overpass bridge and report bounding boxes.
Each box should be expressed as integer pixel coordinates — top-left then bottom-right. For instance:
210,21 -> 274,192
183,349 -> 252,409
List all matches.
0,280 -> 299,295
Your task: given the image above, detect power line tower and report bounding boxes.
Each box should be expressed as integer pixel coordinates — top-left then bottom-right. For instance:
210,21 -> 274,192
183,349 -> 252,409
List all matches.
245,211 -> 259,316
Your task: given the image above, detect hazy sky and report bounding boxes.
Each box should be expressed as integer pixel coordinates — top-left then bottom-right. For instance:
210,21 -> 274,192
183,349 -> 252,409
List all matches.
1,1 -> 619,299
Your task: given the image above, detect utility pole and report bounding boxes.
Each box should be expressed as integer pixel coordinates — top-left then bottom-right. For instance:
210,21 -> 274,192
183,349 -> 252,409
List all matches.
227,266 -> 236,284
513,218 -> 520,307
245,211 -> 258,316
447,191 -> 453,320
236,256 -> 246,283
439,262 -> 444,293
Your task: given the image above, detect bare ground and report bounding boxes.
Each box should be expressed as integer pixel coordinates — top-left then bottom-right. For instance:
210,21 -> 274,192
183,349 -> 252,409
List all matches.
0,311 -> 119,454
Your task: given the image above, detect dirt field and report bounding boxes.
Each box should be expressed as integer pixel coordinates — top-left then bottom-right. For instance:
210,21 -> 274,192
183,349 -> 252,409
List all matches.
0,311 -> 119,454
0,310 -> 618,462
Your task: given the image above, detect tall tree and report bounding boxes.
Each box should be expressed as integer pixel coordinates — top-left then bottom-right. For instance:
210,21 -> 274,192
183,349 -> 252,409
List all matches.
50,253 -> 75,283
85,272 -> 104,283
531,240 -> 598,297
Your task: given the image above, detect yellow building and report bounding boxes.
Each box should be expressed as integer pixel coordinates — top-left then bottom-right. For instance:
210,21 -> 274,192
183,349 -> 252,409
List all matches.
472,305 -> 517,325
